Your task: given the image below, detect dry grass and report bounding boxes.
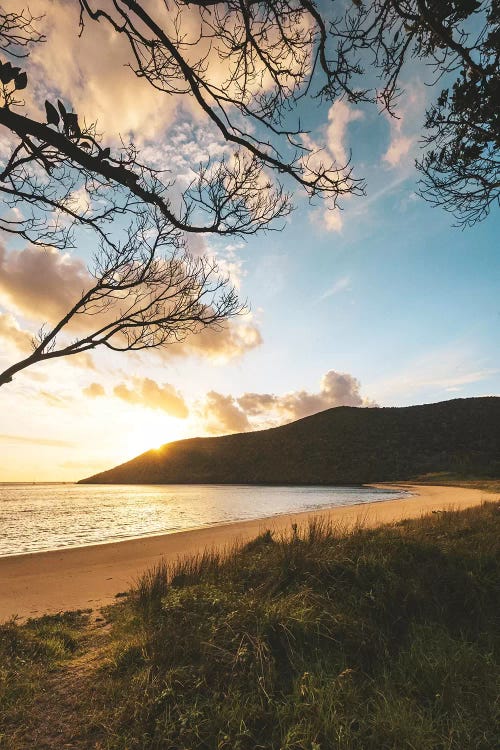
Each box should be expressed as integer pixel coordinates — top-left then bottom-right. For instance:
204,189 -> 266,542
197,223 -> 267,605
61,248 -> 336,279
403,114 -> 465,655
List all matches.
1,502 -> 499,749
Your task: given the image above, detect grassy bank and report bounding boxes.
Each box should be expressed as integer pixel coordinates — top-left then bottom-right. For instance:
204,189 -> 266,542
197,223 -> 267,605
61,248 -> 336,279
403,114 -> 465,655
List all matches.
411,473 -> 500,494
1,502 -> 499,749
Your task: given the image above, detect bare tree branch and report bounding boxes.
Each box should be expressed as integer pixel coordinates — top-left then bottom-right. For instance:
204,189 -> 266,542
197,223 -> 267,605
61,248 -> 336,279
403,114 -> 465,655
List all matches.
0,0 -> 498,385
0,212 -> 243,386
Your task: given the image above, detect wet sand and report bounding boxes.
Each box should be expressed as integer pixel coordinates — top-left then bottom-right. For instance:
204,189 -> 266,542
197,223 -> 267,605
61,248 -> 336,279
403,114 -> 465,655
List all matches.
0,484 -> 495,621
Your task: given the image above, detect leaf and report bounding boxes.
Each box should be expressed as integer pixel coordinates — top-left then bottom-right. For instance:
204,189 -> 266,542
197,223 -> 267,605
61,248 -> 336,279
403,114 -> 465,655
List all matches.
45,100 -> 60,126
57,100 -> 67,118
80,141 -> 92,150
100,147 -> 111,160
0,61 -> 14,85
14,72 -> 28,90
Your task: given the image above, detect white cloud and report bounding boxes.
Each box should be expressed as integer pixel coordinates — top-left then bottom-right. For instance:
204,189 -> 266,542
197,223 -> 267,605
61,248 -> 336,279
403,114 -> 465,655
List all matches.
0,243 -> 261,363
319,276 -> 351,301
382,81 -> 426,170
305,100 -> 363,233
0,312 -> 33,354
326,100 -> 364,166
200,391 -> 250,434
13,0 -> 179,140
322,208 -> 344,233
83,382 -> 105,398
0,433 -> 73,447
370,345 -> 499,403
113,377 -> 189,418
200,369 -> 376,434
383,135 -> 414,168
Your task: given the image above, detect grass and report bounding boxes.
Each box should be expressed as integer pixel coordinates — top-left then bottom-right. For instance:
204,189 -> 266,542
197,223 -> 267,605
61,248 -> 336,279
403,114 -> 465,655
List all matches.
0,610 -> 91,746
410,472 -> 500,494
1,502 -> 499,749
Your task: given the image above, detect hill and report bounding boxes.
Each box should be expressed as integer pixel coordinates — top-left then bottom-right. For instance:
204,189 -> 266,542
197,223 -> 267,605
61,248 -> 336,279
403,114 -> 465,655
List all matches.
80,397 -> 500,484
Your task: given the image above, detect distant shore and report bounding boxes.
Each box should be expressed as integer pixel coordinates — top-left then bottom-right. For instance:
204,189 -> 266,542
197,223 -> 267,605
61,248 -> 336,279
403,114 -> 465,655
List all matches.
0,483 -> 495,621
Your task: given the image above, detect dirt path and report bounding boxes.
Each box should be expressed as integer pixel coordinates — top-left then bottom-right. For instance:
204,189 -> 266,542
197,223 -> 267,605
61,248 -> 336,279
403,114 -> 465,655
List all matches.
6,624 -> 111,750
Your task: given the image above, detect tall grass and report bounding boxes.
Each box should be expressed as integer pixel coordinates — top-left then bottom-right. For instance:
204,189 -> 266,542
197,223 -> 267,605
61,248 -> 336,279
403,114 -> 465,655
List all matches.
1,503 -> 498,749
100,502 -> 499,749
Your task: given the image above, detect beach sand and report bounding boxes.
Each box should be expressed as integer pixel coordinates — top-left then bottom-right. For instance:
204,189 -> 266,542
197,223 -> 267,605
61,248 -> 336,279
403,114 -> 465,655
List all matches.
0,484 -> 495,621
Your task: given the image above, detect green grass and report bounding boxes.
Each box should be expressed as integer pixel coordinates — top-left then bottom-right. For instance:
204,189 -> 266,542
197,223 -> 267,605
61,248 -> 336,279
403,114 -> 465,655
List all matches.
411,472 -> 500,494
0,610 -> 91,746
1,503 -> 499,749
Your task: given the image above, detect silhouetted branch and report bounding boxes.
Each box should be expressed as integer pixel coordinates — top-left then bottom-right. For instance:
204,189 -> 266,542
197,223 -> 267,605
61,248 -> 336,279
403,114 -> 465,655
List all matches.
0,1 -> 498,384
75,0 -> 498,225
0,211 -> 242,386
0,6 -> 44,58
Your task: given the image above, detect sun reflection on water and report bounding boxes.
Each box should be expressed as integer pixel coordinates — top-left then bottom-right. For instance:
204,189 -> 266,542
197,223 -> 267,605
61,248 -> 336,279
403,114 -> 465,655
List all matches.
0,484 -> 409,557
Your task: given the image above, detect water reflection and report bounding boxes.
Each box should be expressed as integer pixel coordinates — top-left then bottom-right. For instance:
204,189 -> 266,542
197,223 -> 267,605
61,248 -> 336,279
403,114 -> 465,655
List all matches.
0,483 -> 408,556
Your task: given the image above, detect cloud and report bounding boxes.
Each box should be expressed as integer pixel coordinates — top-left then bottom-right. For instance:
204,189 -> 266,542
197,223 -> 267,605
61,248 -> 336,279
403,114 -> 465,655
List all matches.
382,81 -> 426,170
14,0 -> 296,144
0,433 -> 73,447
13,0 -> 179,140
322,209 -> 344,233
369,344 -> 499,403
0,243 -> 90,325
113,377 -> 189,418
0,312 -> 33,353
83,382 -> 105,398
326,100 -> 364,166
239,370 -> 373,423
212,241 -> 247,291
305,100 -> 363,234
70,353 -> 96,371
319,276 -> 351,301
0,243 -> 260,362
201,370 -> 375,434
382,366 -> 499,397
201,391 -> 251,434
236,392 -> 278,416
168,320 -> 262,362
38,390 -> 69,407
383,135 -> 414,168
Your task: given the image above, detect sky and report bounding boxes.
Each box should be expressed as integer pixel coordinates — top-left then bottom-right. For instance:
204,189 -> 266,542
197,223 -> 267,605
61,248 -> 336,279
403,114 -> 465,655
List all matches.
1,0 -> 499,481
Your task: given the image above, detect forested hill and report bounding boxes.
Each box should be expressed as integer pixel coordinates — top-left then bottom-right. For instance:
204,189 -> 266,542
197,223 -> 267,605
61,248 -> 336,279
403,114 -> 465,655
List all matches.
80,397 -> 500,485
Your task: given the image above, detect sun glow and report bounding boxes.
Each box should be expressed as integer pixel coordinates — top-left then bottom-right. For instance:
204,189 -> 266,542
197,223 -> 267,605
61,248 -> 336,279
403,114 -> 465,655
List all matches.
124,414 -> 189,457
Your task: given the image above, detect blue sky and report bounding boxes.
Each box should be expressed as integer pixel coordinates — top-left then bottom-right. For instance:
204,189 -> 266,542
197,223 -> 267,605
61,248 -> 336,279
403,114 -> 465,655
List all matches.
201,171 -> 500,404
0,0 -> 498,481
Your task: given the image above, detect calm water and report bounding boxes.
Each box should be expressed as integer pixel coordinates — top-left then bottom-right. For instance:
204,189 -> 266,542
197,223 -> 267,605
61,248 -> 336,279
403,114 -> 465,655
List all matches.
0,483 -> 409,557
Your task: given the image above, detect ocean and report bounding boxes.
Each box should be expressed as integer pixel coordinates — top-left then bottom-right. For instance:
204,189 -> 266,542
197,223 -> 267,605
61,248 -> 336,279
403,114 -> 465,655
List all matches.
0,483 -> 408,557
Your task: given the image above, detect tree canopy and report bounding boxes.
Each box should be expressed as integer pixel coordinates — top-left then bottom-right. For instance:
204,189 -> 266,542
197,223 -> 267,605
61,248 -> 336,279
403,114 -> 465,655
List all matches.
0,1 -> 498,385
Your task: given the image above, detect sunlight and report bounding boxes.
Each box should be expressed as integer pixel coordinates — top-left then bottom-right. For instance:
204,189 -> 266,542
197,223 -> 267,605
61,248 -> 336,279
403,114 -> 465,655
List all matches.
124,414 -> 187,457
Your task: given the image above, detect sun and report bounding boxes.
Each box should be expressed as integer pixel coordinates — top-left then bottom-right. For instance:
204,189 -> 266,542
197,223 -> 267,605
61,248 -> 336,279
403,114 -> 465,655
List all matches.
125,414 -> 188,457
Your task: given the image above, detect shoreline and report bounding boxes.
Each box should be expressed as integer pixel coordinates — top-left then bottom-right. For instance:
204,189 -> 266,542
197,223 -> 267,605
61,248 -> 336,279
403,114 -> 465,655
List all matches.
0,483 -> 495,621
0,485 -> 408,560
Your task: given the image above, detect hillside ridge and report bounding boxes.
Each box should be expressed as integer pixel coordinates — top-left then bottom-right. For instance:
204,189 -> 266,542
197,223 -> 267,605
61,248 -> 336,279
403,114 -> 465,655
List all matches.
80,397 -> 500,484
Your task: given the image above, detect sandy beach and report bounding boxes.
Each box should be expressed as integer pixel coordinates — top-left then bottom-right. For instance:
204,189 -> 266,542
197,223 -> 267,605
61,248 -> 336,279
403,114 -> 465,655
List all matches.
0,484 -> 495,621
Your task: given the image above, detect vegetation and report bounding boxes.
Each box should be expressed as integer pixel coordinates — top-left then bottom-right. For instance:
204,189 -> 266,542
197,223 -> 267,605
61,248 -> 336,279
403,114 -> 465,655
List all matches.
81,396 -> 500,484
1,502 -> 499,749
412,473 -> 500,494
0,610 -> 92,746
1,2 -> 499,384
